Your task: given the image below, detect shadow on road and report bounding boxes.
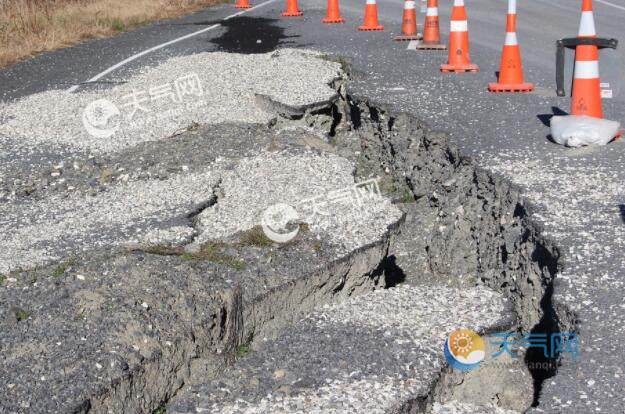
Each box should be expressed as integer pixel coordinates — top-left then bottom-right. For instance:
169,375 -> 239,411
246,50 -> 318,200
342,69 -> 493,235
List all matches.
538,107 -> 569,144
185,16 -> 303,53
537,106 -> 569,127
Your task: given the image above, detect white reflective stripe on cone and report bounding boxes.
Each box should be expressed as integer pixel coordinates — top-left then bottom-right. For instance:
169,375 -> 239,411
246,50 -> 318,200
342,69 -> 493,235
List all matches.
505,32 -> 518,46
508,0 -> 517,14
405,1 -> 416,9
426,7 -> 438,16
450,20 -> 468,32
454,0 -> 465,6
578,11 -> 597,36
574,60 -> 600,79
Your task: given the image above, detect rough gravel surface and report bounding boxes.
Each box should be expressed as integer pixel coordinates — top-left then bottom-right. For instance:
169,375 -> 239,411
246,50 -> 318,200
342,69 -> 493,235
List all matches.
3,0 -> 623,409
238,1 -> 625,411
168,284 -> 512,414
195,150 -> 402,257
432,401 -> 520,414
0,48 -> 413,414
0,169 -> 220,274
0,48 -> 341,153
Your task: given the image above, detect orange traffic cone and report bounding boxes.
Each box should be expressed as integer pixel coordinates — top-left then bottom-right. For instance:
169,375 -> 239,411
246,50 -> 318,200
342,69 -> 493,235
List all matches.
282,0 -> 303,16
571,0 -> 602,118
395,1 -> 421,41
488,0 -> 533,92
440,0 -> 479,73
359,0 -> 384,31
235,0 -> 250,8
416,0 -> 446,50
323,0 -> 345,23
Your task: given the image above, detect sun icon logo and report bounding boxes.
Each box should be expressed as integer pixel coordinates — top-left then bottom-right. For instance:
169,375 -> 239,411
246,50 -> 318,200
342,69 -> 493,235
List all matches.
444,328 -> 485,372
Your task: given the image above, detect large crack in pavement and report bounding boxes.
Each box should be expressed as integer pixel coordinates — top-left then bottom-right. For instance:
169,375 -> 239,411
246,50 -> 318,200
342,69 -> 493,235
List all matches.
0,49 -> 575,413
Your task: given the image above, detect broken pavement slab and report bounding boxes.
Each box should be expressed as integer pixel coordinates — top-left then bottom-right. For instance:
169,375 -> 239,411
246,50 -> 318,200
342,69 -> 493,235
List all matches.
0,49 -> 406,413
168,285 -> 514,414
0,49 -> 343,154
0,49 -> 345,204
0,45 -> 566,414
0,148 -> 404,413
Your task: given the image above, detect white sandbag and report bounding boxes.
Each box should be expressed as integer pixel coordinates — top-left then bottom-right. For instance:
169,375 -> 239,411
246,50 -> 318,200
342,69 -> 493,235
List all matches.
550,115 -> 620,147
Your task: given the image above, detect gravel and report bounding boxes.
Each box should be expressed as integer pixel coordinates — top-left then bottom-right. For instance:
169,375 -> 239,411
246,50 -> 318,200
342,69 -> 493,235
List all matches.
169,284 -> 512,414
195,150 -> 403,257
432,401 -> 521,414
0,49 -> 354,274
0,49 -> 342,154
0,169 -> 220,274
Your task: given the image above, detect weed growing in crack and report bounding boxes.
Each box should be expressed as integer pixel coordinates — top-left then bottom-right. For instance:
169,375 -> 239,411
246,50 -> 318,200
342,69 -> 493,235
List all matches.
312,240 -> 322,253
141,245 -> 184,256
236,344 -> 251,358
238,226 -> 273,247
401,188 -> 415,203
51,258 -> 76,278
98,168 -> 114,184
152,404 -> 167,414
14,309 -> 31,322
191,242 -> 246,270
134,242 -> 248,269
187,121 -> 201,132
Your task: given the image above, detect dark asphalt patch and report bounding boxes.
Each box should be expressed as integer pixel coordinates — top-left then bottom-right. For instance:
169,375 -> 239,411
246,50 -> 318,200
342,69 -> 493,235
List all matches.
206,16 -> 300,53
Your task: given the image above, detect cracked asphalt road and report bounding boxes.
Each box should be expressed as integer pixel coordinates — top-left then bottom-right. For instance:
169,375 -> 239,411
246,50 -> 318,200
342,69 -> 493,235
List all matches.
1,0 -> 625,412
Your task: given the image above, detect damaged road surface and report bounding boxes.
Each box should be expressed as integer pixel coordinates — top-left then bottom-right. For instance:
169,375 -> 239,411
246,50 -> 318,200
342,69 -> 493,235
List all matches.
2,50 -> 563,413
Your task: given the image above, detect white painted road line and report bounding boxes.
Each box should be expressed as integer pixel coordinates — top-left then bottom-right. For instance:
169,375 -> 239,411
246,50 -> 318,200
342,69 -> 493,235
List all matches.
67,0 -> 279,93
595,0 -> 625,12
407,40 -> 419,50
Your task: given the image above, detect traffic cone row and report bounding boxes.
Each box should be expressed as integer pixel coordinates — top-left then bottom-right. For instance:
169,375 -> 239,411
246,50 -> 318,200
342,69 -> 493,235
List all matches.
232,0 -> 611,121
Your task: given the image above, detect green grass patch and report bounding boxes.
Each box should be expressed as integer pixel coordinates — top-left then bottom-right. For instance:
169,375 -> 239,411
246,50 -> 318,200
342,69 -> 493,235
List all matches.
152,404 -> 166,414
193,242 -> 246,270
238,226 -> 273,247
15,309 -> 31,322
236,344 -> 251,358
140,245 -> 184,256
401,188 -> 415,203
139,242 -> 246,270
51,258 -> 76,278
